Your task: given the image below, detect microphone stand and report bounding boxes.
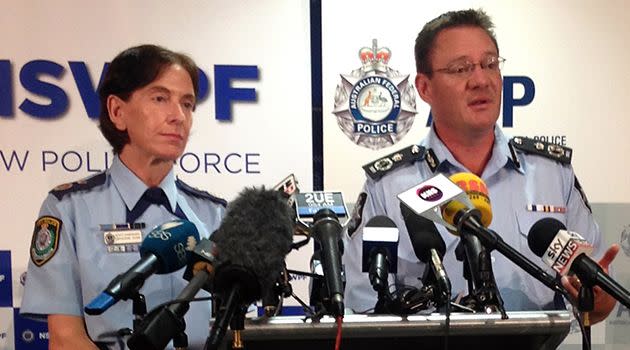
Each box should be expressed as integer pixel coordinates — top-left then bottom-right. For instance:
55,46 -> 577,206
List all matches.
422,255 -> 451,309
455,233 -> 508,318
369,249 -> 396,314
205,285 -> 242,350
262,264 -> 293,317
578,282 -> 594,350
205,265 -> 259,350
391,263 -> 451,315
229,304 -> 248,350
106,291 -> 147,344
372,286 -> 396,314
131,292 -> 147,333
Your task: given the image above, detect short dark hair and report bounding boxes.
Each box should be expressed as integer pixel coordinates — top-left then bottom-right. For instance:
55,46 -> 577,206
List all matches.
98,44 -> 199,154
414,9 -> 498,76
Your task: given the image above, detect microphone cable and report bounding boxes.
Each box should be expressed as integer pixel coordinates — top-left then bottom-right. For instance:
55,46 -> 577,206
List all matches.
335,315 -> 343,350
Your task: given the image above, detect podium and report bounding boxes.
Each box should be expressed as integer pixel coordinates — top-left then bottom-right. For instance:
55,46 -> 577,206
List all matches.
224,311 -> 571,350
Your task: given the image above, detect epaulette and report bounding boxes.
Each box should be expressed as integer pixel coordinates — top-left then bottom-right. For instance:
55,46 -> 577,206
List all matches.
362,145 -> 426,180
176,178 -> 227,207
49,172 -> 107,200
509,136 -> 572,165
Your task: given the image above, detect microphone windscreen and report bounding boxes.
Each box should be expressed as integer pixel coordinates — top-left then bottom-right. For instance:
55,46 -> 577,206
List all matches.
400,203 -> 446,262
441,172 -> 493,228
365,215 -> 396,228
211,186 -> 294,295
140,220 -> 199,274
527,217 -> 567,257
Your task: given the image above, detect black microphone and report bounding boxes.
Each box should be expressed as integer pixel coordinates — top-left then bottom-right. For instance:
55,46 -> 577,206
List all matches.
205,187 -> 294,349
528,218 -> 630,309
128,238 -> 219,350
400,203 -> 451,303
361,216 -> 399,297
311,208 -> 345,317
85,220 -> 199,315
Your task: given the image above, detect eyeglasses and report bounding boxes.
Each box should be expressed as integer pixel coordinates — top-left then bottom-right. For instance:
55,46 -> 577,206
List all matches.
431,56 -> 505,78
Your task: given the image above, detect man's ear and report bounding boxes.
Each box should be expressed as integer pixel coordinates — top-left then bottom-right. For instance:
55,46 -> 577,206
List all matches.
107,95 -> 127,131
415,73 -> 432,105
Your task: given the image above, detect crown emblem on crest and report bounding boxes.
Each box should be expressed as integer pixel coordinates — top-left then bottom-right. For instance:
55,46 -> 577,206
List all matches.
359,39 -> 391,71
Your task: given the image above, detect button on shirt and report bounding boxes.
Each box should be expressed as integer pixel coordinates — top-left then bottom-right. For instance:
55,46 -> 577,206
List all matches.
343,125 -> 602,313
21,156 -> 226,349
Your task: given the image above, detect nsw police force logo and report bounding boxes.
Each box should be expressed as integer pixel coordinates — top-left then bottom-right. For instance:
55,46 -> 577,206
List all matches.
333,39 -> 417,150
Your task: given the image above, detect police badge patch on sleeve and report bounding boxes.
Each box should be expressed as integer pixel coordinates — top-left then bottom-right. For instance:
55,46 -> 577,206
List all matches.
346,192 -> 368,238
30,216 -> 62,266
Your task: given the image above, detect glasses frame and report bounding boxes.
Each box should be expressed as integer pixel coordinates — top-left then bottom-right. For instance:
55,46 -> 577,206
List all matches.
431,56 -> 506,77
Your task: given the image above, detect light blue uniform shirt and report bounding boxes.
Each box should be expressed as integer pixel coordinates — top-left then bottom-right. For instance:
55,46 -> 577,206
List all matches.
343,125 -> 602,313
21,156 -> 226,349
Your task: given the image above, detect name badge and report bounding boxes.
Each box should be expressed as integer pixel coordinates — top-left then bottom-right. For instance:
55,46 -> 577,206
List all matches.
100,223 -> 145,253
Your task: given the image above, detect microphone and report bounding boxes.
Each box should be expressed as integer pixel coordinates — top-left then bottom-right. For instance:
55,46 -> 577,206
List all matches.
528,218 -> 630,308
205,186 -> 294,349
182,237 -> 220,292
400,203 -> 451,304
438,173 -> 570,300
85,220 -> 199,315
361,216 -> 399,299
440,173 -> 504,313
441,172 -> 492,230
128,239 -> 219,350
311,208 -> 345,317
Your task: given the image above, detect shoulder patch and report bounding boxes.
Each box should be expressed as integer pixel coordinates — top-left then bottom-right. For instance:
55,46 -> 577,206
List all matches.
176,179 -> 227,207
362,145 -> 426,180
510,136 -> 572,165
49,172 -> 107,200
30,216 -> 62,267
346,192 -> 367,238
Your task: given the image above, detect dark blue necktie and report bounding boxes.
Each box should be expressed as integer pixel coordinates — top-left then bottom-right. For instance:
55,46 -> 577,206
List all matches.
126,187 -> 187,224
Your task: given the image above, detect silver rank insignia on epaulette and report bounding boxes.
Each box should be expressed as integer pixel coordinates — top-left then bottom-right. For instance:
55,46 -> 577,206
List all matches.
509,136 -> 572,165
362,144 -> 426,180
425,148 -> 439,173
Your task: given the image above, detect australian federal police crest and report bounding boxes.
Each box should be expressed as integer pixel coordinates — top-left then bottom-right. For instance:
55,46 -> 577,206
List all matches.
333,39 -> 417,150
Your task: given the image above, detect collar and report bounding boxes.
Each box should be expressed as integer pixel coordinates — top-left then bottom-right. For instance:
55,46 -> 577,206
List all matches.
421,124 -> 523,176
485,127 -> 524,176
110,156 -> 178,212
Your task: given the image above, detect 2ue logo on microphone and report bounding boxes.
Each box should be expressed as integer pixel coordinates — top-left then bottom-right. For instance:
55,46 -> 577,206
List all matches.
416,185 -> 443,202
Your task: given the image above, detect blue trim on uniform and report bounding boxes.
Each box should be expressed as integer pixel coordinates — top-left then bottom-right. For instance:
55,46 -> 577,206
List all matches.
310,0 -> 323,191
176,178 -> 227,207
49,172 -> 107,200
257,305 -> 308,317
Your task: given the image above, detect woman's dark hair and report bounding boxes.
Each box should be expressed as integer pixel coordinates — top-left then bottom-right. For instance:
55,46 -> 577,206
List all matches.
98,44 -> 199,154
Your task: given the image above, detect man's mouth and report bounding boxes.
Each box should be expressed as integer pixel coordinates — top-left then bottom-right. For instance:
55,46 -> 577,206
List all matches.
469,97 -> 491,106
